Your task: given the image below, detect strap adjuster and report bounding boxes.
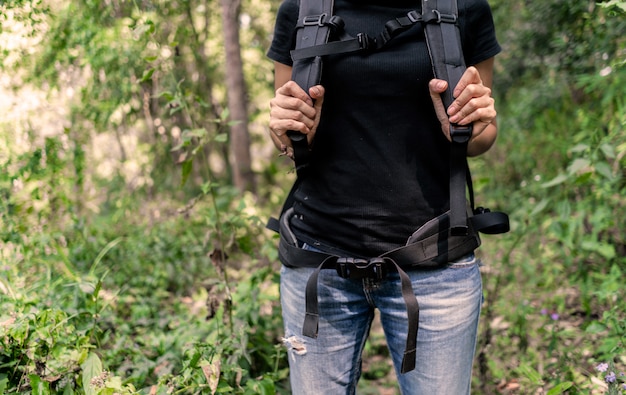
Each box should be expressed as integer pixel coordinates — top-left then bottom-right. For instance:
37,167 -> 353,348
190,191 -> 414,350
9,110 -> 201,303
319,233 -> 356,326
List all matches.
423,10 -> 458,24
433,10 -> 457,23
450,124 -> 473,144
407,10 -> 422,23
302,13 -> 328,27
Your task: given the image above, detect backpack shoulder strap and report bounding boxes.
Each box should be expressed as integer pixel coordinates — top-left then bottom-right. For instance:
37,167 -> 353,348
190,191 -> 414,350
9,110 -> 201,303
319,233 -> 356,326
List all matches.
422,0 -> 473,235
266,0 -> 334,232
266,0 -> 335,233
289,0 -> 335,177
422,0 -> 509,236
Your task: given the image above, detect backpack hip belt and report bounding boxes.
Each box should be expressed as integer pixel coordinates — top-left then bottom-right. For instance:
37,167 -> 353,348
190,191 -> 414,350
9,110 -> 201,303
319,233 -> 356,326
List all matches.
278,206 -> 481,374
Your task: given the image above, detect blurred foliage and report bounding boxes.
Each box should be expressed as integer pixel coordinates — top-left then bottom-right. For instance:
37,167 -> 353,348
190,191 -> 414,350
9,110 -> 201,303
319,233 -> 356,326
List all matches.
0,0 -> 625,394
474,0 -> 626,393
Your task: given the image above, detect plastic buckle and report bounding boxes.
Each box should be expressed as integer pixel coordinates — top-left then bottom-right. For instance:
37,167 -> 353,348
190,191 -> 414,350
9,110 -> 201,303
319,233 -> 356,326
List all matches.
407,10 -> 422,23
474,206 -> 491,215
303,13 -> 327,27
450,124 -> 473,144
336,257 -> 386,280
433,10 -> 457,24
357,33 -> 373,51
368,258 -> 387,281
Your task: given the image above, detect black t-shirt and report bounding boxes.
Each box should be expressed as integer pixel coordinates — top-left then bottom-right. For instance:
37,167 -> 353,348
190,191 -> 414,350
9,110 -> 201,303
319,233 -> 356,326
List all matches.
268,0 -> 501,257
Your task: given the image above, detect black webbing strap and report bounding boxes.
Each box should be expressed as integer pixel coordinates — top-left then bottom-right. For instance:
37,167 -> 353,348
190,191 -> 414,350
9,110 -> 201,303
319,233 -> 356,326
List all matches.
288,0 -> 335,178
422,0 -> 472,235
302,255 -> 419,374
290,10 -> 425,62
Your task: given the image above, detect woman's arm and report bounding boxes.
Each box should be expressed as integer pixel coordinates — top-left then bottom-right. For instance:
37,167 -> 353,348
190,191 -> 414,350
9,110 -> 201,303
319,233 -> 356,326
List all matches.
268,62 -> 325,155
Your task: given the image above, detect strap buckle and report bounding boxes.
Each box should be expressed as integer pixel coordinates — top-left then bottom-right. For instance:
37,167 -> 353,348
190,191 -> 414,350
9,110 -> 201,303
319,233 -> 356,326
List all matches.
336,257 -> 387,280
450,124 -> 473,144
302,13 -> 328,27
423,10 -> 458,24
407,10 -> 422,23
433,10 -> 457,24
356,33 -> 375,51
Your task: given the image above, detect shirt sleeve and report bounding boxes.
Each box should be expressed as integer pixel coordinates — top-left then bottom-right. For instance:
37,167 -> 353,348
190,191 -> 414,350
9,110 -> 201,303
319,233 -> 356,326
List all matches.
267,0 -> 299,66
460,0 -> 501,66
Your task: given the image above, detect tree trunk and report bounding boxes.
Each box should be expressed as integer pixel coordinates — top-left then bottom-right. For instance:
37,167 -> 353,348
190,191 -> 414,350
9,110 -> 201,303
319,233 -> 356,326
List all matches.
220,0 -> 255,193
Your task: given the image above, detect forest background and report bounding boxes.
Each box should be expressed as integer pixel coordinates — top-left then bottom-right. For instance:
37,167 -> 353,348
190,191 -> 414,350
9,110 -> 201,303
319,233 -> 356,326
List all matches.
0,0 -> 625,394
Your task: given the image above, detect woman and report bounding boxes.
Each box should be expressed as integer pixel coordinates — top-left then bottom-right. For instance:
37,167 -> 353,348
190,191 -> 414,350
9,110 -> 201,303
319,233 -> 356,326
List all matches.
267,0 -> 500,393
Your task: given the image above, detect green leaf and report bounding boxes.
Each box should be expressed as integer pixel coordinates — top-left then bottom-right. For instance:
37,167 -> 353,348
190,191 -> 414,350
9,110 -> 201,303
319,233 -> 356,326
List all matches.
63,382 -> 75,395
585,321 -> 607,334
516,363 -> 543,385
546,381 -> 573,395
79,281 -> 96,294
201,358 -> 221,395
530,199 -> 549,216
541,174 -> 568,188
581,240 -> 616,259
570,143 -> 589,153
214,133 -> 228,143
81,352 -> 103,395
141,68 -> 155,82
157,91 -> 175,101
181,160 -> 193,187
600,142 -> 616,159
29,374 -> 51,395
104,376 -> 123,390
132,23 -> 153,39
596,243 -> 616,260
91,237 -> 123,275
253,377 -> 276,395
183,128 -> 207,139
567,158 -> 590,175
595,162 -> 613,180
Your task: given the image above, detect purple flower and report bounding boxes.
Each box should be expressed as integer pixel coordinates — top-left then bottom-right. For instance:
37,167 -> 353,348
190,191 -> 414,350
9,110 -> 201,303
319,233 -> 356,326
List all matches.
550,313 -> 559,321
540,308 -> 548,315
596,363 -> 609,372
605,371 -> 616,383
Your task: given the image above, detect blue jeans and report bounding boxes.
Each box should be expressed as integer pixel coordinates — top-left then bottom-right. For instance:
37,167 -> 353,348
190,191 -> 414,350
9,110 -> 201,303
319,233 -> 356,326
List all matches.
280,250 -> 482,395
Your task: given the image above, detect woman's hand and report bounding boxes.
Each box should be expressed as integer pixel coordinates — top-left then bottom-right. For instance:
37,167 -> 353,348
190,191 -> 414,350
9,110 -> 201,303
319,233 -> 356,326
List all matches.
269,80 -> 325,159
428,60 -> 498,156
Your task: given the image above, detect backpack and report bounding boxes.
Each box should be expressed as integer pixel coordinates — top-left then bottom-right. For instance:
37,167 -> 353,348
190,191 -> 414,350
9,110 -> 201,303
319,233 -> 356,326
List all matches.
268,0 -> 509,373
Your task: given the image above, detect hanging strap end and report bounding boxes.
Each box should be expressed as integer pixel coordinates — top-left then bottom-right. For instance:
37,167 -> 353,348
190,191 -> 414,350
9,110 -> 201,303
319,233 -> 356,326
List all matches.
302,313 -> 319,338
400,348 -> 417,374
